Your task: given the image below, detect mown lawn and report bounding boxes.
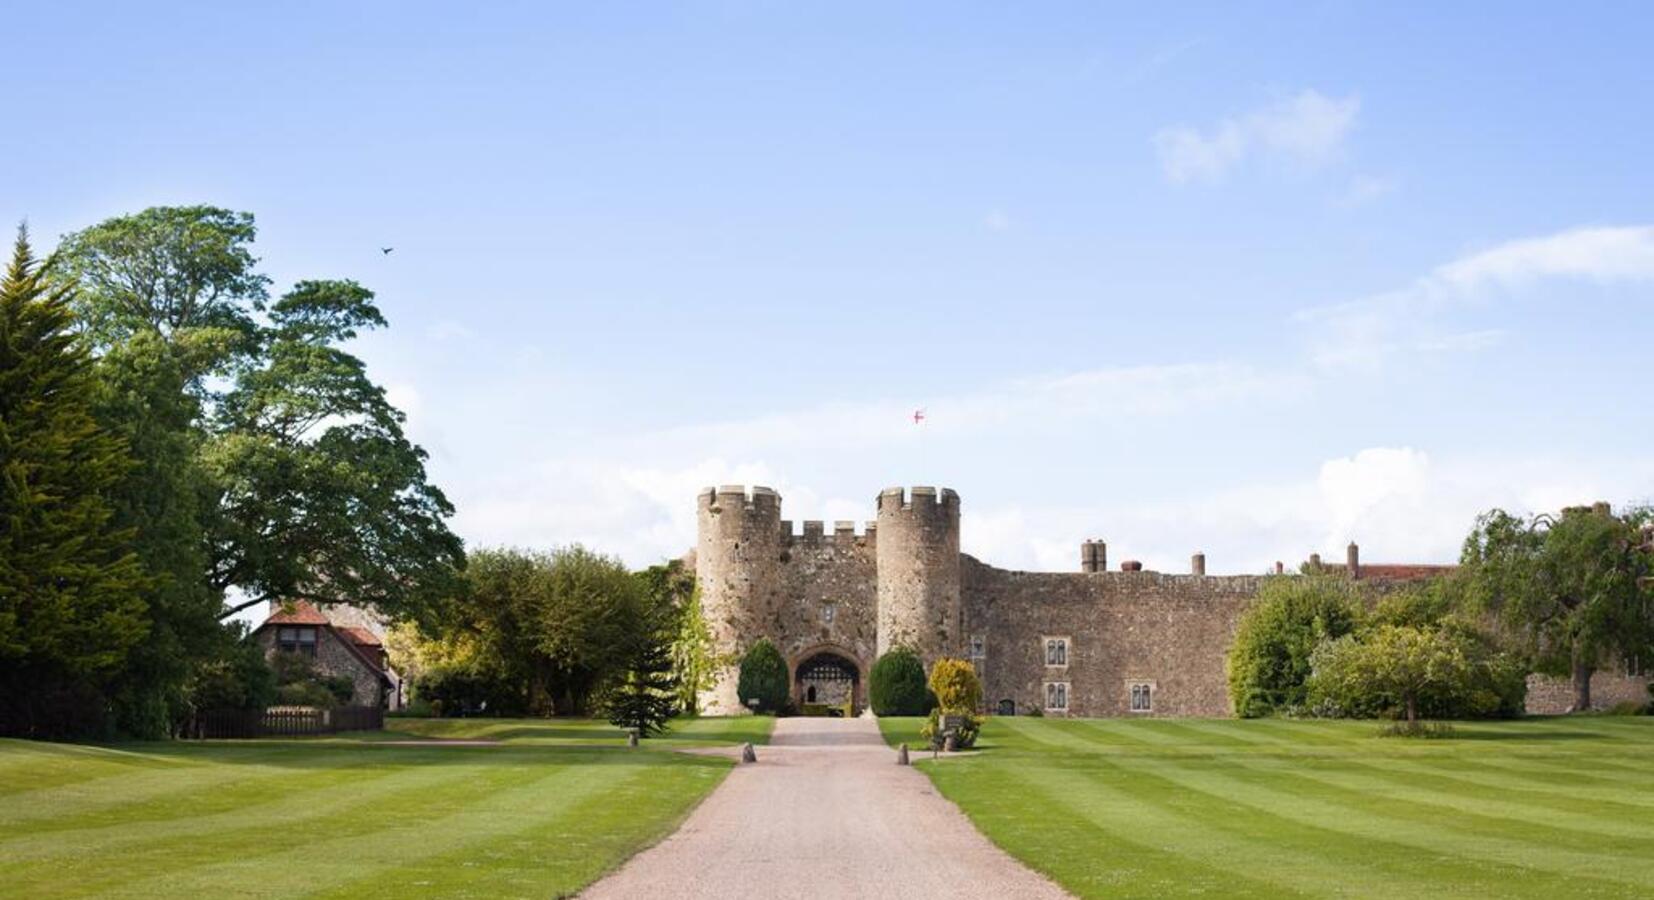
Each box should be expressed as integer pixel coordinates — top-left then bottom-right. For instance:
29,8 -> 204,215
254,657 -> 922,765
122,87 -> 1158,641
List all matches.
878,715 -> 1654,898
0,715 -> 772,899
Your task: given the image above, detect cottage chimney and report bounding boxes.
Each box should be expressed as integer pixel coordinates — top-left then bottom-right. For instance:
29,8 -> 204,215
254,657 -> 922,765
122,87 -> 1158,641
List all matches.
1309,553 -> 1322,570
1274,561 -> 1285,575
1191,552 -> 1206,576
1081,541 -> 1099,573
1346,542 -> 1361,580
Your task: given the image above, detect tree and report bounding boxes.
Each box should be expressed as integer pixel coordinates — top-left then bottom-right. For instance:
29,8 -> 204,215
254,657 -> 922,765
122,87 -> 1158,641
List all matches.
1308,625 -> 1470,725
1226,576 -> 1363,717
927,657 -> 982,713
602,628 -> 680,738
56,208 -> 465,626
923,657 -> 982,749
0,229 -> 149,738
55,205 -> 268,380
869,648 -> 930,715
637,560 -> 721,714
736,639 -> 789,714
1461,505 -> 1654,711
93,330 -> 221,737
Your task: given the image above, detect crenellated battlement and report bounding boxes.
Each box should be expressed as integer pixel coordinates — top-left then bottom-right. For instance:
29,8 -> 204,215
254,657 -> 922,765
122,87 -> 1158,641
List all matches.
780,518 -> 877,546
876,485 -> 960,515
700,484 -> 780,513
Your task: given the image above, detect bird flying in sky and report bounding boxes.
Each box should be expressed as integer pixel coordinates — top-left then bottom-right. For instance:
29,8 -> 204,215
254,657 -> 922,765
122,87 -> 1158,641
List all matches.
380,247 -> 394,255
912,408 -> 925,424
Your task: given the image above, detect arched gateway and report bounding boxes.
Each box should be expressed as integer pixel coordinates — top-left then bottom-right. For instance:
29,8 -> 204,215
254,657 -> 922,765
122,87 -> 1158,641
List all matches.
793,650 -> 861,716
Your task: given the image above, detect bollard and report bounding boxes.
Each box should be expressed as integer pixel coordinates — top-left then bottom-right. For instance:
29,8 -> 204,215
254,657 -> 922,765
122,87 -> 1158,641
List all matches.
897,743 -> 909,765
627,729 -> 639,749
943,734 -> 958,753
740,742 -> 757,764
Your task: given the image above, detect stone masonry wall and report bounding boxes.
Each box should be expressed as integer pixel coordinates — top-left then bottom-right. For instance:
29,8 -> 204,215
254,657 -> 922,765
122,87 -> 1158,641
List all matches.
774,523 -> 879,706
1524,671 -> 1651,714
962,557 -> 1260,717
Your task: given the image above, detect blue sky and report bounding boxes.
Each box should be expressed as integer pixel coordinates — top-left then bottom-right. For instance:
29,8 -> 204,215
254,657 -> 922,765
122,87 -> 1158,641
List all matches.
8,2 -> 1654,575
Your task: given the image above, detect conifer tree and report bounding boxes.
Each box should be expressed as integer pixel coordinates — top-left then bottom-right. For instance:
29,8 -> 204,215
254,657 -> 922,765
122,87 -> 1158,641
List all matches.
0,228 -> 148,738
603,631 -> 680,738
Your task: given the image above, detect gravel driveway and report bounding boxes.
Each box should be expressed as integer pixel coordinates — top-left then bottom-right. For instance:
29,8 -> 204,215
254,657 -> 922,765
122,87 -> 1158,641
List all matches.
580,716 -> 1070,899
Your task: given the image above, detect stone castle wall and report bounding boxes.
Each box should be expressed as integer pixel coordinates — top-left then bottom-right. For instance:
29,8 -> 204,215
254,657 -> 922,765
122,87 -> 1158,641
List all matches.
962,559 -> 1258,716
694,484 -> 1258,716
1524,671 -> 1651,714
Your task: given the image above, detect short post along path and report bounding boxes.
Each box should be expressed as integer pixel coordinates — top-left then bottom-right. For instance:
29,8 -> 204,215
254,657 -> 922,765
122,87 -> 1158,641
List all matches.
581,716 -> 1070,899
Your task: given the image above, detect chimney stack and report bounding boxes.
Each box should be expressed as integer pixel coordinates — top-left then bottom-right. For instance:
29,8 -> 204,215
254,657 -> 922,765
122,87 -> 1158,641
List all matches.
1081,541 -> 1099,573
1121,560 -> 1143,572
1191,552 -> 1206,576
1347,542 -> 1361,580
1274,561 -> 1285,575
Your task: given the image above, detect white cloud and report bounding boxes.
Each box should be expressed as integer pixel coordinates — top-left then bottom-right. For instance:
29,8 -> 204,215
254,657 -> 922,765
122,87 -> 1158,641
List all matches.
1299,224 -> 1654,368
1436,226 -> 1654,290
629,361 -> 1307,457
1155,90 -> 1360,184
960,446 -> 1654,576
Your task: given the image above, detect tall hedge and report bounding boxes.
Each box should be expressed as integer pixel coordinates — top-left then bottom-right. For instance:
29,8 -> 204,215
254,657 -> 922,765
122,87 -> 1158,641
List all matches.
736,638 -> 789,713
1226,576 -> 1362,717
869,648 -> 929,715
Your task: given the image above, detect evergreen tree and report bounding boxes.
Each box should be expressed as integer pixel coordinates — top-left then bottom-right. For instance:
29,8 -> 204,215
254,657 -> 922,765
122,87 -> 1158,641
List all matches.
603,630 -> 680,739
0,229 -> 148,738
736,639 -> 789,714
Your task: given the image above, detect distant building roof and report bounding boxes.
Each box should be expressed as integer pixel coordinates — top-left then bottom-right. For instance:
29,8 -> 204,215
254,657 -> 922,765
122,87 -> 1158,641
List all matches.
1359,564 -> 1457,581
339,626 -> 382,648
262,600 -> 330,626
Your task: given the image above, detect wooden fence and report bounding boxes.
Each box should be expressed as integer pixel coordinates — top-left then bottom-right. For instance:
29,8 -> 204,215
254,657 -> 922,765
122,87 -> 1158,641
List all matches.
187,705 -> 384,739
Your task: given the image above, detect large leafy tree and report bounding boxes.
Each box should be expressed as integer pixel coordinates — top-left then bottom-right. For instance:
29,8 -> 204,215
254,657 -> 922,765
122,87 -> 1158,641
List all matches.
1461,504 -> 1654,711
55,207 -> 464,626
0,230 -> 149,737
1226,575 -> 1363,717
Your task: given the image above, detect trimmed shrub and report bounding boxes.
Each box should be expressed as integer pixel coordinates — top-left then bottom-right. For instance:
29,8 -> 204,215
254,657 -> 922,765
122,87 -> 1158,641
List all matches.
924,657 -> 983,749
736,639 -> 789,714
1227,576 -> 1362,717
869,648 -> 929,716
928,657 -> 982,713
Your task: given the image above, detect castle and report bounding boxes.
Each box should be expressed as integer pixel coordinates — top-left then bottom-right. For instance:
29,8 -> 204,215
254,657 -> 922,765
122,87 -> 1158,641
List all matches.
693,484 -> 1286,718
692,485 -> 1652,718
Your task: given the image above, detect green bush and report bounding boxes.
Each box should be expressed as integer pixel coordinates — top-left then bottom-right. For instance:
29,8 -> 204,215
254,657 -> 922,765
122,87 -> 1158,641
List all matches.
869,648 -> 930,716
274,680 -> 339,709
1227,576 -> 1362,717
736,639 -> 789,714
1306,621 -> 1525,722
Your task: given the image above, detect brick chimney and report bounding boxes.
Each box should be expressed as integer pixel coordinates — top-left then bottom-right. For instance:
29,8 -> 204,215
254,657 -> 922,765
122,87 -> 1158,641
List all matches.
1347,542 -> 1361,580
1191,552 -> 1206,576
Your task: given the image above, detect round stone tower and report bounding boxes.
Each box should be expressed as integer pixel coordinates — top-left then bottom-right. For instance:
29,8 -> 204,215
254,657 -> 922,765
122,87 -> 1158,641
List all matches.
875,486 -> 962,666
695,485 -> 783,714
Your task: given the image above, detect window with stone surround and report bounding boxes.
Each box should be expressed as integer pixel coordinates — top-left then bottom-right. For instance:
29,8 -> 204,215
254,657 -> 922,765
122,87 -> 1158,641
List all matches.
1044,681 -> 1069,712
1043,636 -> 1069,667
1129,682 -> 1154,713
277,626 -> 318,657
